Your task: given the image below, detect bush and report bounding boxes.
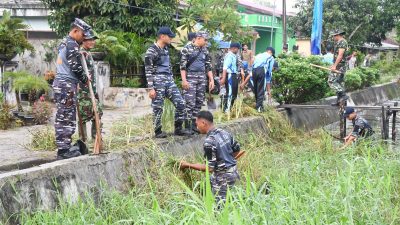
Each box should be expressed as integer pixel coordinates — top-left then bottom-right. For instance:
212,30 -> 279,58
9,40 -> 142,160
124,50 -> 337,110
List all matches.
272,53 -> 331,104
345,67 -> 380,91
32,98 -> 52,125
0,101 -> 14,130
345,70 -> 362,91
28,126 -> 56,151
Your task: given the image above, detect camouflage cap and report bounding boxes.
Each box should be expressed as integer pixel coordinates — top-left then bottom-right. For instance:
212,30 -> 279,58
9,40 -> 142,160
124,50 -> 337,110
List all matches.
72,18 -> 92,32
330,29 -> 346,36
83,29 -> 98,40
196,31 -> 209,40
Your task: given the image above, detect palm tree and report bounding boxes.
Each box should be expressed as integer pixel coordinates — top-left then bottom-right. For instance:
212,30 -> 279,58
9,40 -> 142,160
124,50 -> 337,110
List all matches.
0,10 -> 34,61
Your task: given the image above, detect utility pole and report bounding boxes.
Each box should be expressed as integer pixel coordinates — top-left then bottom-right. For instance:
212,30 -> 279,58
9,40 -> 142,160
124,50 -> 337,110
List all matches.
282,0 -> 287,48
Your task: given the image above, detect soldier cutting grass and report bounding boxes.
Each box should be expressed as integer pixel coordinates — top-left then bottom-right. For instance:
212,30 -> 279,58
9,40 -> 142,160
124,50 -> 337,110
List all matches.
180,110 -> 242,204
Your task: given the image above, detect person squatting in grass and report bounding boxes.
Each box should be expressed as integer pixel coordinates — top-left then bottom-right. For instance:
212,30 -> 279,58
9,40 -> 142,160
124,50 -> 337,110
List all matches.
144,27 -> 192,138
180,110 -> 241,204
180,31 -> 215,134
241,47 -> 275,112
53,18 -> 92,160
341,107 -> 374,150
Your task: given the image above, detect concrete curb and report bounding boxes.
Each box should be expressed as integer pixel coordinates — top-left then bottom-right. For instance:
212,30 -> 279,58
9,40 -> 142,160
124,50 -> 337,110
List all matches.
0,116 -> 268,222
283,82 -> 400,130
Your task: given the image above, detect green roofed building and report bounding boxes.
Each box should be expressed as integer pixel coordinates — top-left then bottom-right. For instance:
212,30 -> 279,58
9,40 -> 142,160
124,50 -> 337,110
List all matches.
238,0 -> 296,55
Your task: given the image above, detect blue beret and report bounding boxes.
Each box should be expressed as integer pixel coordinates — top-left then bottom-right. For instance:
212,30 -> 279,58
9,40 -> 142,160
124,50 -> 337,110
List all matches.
230,42 -> 241,49
188,32 -> 196,40
157,27 -> 176,38
266,47 -> 275,55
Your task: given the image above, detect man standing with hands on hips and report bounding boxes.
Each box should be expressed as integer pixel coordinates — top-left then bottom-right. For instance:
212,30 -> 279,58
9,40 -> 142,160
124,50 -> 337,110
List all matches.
145,27 -> 191,138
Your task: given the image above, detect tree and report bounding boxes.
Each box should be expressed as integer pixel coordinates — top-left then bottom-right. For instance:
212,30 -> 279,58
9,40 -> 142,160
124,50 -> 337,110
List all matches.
0,10 -> 34,61
289,0 -> 400,45
179,0 -> 253,44
40,0 -> 178,36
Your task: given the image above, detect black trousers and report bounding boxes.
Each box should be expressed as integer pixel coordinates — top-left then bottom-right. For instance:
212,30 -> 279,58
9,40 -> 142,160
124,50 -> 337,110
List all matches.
252,67 -> 266,110
223,73 -> 239,111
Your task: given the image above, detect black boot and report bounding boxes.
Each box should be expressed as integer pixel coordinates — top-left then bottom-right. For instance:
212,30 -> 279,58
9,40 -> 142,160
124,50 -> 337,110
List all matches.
174,121 -> 192,136
155,127 -> 167,138
57,146 -> 82,160
191,119 -> 200,134
331,92 -> 341,106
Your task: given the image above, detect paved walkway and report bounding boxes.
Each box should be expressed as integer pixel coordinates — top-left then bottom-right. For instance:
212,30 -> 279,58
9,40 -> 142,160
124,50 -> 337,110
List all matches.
0,106 -> 152,173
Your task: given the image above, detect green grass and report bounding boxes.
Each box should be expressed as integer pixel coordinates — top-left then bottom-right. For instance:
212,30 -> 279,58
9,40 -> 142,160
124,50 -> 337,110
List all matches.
19,108 -> 400,224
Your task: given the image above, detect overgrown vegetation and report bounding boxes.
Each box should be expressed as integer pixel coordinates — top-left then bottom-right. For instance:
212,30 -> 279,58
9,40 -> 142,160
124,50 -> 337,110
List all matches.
0,100 -> 14,130
20,106 -> 400,224
272,53 -> 332,104
373,58 -> 400,84
345,67 -> 380,91
32,99 -> 52,125
27,126 -> 56,151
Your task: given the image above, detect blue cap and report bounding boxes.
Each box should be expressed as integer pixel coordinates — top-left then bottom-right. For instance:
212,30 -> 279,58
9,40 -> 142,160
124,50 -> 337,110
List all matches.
157,27 -> 176,38
343,107 -> 355,118
266,47 -> 275,55
188,32 -> 196,41
230,42 -> 241,49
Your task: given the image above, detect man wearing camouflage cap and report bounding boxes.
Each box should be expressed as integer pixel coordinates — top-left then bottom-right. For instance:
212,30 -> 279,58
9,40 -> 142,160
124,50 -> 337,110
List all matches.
53,18 -> 92,159
180,31 -> 214,134
329,29 -> 349,106
77,29 -> 103,141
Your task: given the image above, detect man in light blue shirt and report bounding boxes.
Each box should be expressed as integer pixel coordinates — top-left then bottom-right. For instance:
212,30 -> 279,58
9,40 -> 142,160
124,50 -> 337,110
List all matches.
242,47 -> 275,112
220,42 -> 240,112
322,46 -> 334,65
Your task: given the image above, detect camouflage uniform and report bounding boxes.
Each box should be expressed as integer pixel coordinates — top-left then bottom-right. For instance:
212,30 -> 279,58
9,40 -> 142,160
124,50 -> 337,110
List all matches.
204,128 -> 241,203
180,42 -> 212,123
350,115 -> 374,139
145,43 -> 186,134
215,49 -> 226,77
77,48 -> 103,139
328,39 -> 348,93
53,34 -> 89,156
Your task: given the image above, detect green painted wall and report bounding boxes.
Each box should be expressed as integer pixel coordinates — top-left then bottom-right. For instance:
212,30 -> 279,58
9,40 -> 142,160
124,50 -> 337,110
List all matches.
254,30 -> 271,54
240,12 -> 297,55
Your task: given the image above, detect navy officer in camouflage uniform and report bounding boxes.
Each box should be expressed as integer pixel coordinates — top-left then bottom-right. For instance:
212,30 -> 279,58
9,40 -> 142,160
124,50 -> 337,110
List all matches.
180,110 -> 241,204
145,27 -> 191,138
341,107 -> 374,149
77,29 -> 103,141
329,29 -> 349,106
53,18 -> 91,159
180,31 -> 214,134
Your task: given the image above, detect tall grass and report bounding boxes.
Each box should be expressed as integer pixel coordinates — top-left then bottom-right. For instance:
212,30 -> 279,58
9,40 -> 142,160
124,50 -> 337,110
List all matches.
19,107 -> 400,224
